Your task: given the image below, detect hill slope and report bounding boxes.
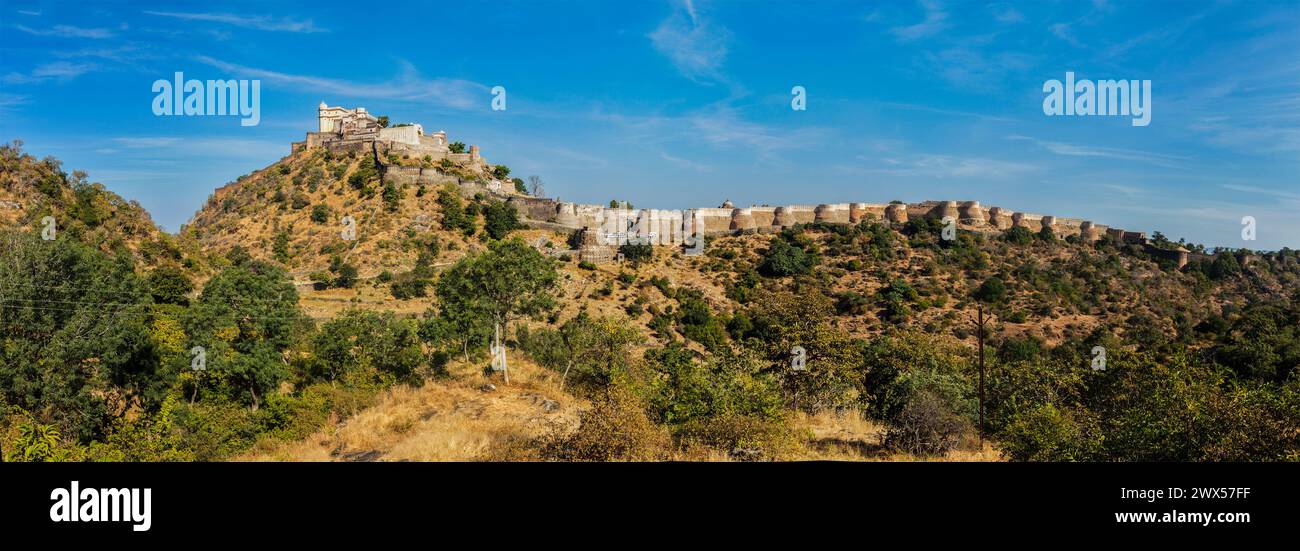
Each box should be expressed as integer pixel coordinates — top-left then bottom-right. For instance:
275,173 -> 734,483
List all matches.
0,140 -> 176,268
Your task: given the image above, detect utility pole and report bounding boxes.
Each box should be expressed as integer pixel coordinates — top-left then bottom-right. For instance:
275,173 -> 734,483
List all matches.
975,304 -> 989,447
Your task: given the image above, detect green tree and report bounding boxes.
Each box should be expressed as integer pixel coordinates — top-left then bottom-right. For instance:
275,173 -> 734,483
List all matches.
757,230 -> 819,277
437,185 -> 473,234
973,276 -> 1007,306
482,201 -> 520,240
0,231 -> 160,442
147,265 -> 194,306
309,309 -> 424,386
433,238 -> 558,383
184,261 -> 302,410
742,287 -> 864,412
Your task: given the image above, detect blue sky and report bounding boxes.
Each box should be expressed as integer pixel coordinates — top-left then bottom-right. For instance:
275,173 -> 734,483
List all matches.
2,0 -> 1297,249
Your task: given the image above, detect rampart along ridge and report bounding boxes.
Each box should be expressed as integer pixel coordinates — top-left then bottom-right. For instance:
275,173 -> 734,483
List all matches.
292,103 -> 1190,269
512,197 -> 1189,268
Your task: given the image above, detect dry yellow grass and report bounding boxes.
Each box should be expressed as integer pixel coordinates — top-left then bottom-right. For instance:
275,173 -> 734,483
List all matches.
791,410 -> 1002,462
238,353 -> 585,462
240,361 -> 1003,462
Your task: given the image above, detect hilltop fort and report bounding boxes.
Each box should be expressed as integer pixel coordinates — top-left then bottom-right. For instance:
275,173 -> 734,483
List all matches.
290,103 -> 1192,268
292,102 -> 491,172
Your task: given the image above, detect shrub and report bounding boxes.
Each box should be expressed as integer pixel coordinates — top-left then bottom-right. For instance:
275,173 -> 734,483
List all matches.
329,256 -> 359,289
884,390 -> 969,456
619,242 -> 653,265
1005,226 -> 1033,245
389,271 -> 431,299
998,403 -> 1102,461
757,231 -> 818,277
541,386 -> 668,461
382,182 -> 401,212
310,204 -> 330,224
973,276 -> 1007,305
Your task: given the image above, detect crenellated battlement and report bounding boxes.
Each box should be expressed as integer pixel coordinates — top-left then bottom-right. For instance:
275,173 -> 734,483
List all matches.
537,199 -> 1118,237
522,197 -> 1163,260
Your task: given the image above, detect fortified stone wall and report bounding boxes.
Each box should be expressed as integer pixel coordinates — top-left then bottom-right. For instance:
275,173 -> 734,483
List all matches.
507,196 -> 559,222
383,166 -> 460,187
519,197 -> 1149,264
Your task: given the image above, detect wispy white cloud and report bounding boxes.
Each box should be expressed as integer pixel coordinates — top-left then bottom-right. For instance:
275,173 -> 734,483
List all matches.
1220,183 -> 1300,205
143,11 -> 325,33
891,0 -> 950,42
196,56 -> 486,110
1100,183 -> 1146,198
51,44 -> 155,63
594,104 -> 825,159
14,24 -> 114,39
17,10 -> 41,16
0,93 -> 29,111
848,152 -> 1039,179
922,47 -> 1036,91
660,152 -> 713,171
114,137 -> 182,148
101,136 -> 286,163
1103,11 -> 1208,59
1007,135 -> 1189,168
1049,22 -> 1082,48
991,5 -> 1024,24
648,0 -> 732,84
2,61 -> 98,84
